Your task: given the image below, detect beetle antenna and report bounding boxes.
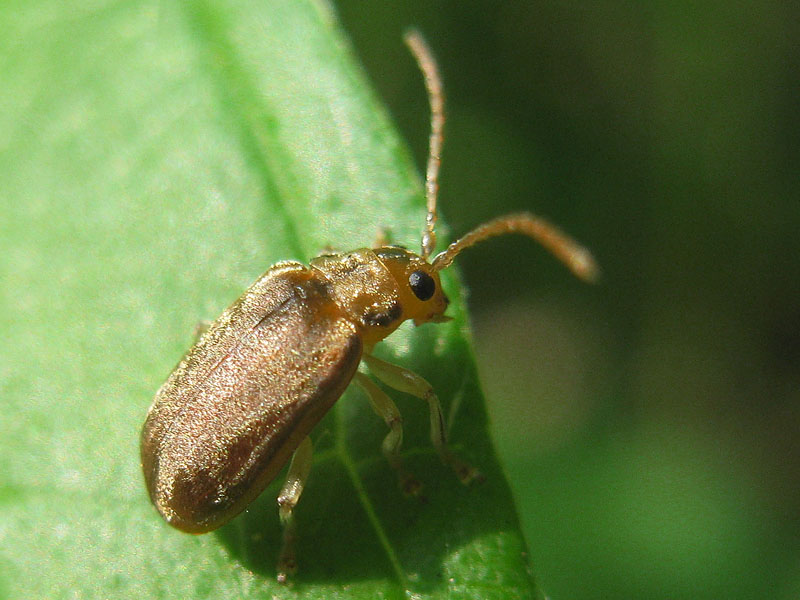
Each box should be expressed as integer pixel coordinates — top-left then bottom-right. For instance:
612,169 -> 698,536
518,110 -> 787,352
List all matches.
404,29 -> 444,260
431,212 -> 599,282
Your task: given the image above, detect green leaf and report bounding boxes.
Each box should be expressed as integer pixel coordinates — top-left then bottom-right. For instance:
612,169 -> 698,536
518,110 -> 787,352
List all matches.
0,0 -> 538,597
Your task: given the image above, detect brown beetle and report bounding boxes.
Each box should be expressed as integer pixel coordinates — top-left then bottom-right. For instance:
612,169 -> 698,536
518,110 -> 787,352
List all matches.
140,31 -> 597,582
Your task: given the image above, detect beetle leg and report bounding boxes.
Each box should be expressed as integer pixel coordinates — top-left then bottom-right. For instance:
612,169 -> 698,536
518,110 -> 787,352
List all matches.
372,227 -> 391,247
362,354 -> 483,485
319,244 -> 340,255
353,372 -> 422,497
276,436 -> 313,583
192,320 -> 212,339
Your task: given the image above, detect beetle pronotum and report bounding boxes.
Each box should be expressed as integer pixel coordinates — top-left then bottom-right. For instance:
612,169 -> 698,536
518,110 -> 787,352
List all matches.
140,30 -> 597,582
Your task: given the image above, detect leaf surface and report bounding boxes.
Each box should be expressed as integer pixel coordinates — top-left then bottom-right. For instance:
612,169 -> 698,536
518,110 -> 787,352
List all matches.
0,0 -> 537,597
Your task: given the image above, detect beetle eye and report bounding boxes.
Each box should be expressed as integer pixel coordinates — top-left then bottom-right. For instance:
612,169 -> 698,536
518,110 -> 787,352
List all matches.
408,270 -> 436,301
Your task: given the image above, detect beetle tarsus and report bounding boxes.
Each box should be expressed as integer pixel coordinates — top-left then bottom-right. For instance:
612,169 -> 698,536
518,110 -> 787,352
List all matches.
192,320 -> 211,339
453,460 -> 485,486
276,509 -> 298,582
399,470 -> 424,498
276,556 -> 296,584
276,504 -> 300,584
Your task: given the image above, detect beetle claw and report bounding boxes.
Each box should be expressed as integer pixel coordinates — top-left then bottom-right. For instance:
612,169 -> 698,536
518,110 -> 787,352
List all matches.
276,555 -> 297,584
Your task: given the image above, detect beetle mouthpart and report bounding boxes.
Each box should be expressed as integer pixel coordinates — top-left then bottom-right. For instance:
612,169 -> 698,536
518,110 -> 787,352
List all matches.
414,314 -> 452,326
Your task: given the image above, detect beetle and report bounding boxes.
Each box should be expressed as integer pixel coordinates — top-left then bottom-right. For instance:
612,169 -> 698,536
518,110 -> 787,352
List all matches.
140,30 -> 598,582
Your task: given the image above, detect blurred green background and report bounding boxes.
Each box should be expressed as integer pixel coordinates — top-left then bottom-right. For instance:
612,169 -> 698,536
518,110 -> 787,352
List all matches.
334,1 -> 799,599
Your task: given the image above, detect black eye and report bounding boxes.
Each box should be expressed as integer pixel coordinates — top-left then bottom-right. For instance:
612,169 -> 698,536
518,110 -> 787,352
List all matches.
408,270 -> 435,301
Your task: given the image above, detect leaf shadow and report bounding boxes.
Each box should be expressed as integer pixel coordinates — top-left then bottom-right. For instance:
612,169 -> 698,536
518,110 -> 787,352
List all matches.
215,321 -> 518,592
